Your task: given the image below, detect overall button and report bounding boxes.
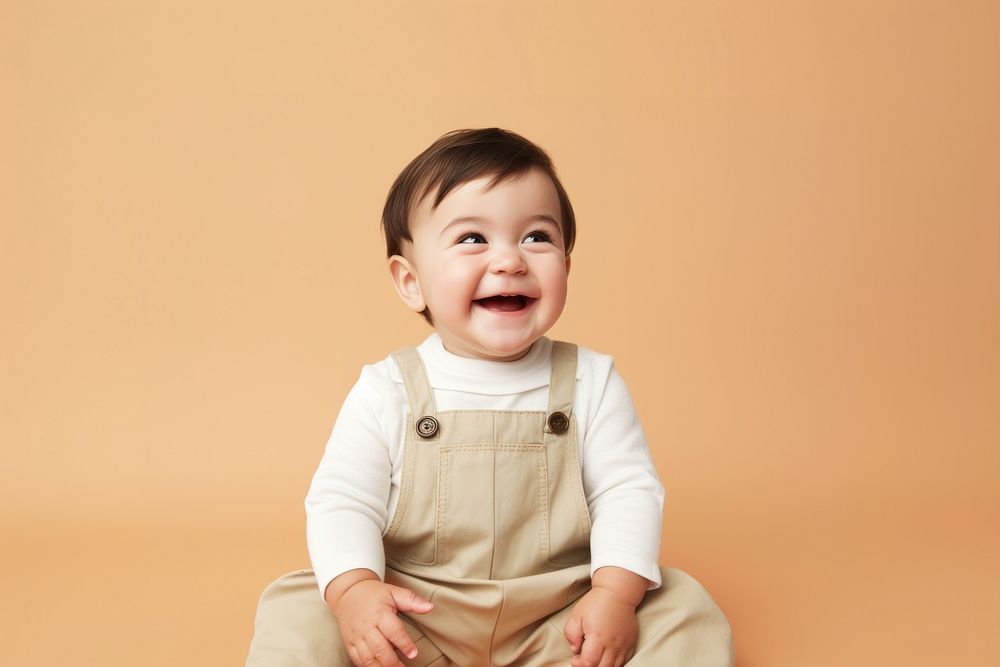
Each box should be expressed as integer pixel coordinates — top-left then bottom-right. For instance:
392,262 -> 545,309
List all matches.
546,411 -> 569,434
416,415 -> 439,438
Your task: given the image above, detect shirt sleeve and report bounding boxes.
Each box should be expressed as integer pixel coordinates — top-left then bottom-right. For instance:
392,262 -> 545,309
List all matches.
305,365 -> 392,601
582,359 -> 666,589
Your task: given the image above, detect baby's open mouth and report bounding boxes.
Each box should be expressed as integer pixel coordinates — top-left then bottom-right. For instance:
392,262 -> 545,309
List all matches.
474,295 -> 536,312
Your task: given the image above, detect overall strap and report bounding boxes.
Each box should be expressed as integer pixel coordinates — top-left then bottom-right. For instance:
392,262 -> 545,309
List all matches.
390,347 -> 439,439
546,341 -> 578,433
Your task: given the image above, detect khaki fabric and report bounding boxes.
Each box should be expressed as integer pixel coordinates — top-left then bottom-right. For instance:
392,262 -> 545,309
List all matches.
248,566 -> 733,666
247,341 -> 735,666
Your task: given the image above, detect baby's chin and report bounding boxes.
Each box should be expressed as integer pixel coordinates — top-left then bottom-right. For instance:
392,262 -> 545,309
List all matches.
444,333 -> 540,362
480,331 -> 551,359
473,345 -> 536,362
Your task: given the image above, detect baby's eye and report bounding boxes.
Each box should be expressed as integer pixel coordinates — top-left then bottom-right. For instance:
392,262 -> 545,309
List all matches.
523,230 -> 552,244
458,233 -> 487,244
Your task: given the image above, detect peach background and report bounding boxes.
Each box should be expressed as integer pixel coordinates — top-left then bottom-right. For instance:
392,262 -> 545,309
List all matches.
3,1 -> 999,665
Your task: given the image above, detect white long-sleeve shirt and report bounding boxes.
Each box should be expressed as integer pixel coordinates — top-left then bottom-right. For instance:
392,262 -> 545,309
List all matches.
305,333 -> 665,600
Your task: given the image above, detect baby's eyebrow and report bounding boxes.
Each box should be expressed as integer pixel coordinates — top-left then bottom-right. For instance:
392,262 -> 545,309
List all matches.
522,214 -> 560,227
439,214 -> 560,237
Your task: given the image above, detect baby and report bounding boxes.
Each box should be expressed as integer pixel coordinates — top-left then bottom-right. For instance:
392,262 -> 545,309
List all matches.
247,128 -> 734,666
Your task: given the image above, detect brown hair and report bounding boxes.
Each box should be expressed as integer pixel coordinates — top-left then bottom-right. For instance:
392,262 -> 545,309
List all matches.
381,127 -> 577,325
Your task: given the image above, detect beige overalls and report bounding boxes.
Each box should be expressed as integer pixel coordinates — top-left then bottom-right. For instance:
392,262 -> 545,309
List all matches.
247,342 -> 734,666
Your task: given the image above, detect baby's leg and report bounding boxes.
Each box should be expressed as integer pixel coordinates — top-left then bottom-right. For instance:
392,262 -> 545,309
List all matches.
246,569 -> 443,666
246,569 -> 352,666
629,567 -> 734,666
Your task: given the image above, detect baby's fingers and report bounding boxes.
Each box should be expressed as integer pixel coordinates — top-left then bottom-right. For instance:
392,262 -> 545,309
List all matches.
570,637 -> 605,667
362,632 -> 405,667
346,643 -> 363,667
564,615 -> 584,654
597,644 -> 629,667
378,615 -> 419,661
387,584 -> 434,615
347,638 -> 379,667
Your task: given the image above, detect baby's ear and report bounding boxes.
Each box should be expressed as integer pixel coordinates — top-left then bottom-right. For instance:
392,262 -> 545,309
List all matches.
565,254 -> 572,277
387,254 -> 426,312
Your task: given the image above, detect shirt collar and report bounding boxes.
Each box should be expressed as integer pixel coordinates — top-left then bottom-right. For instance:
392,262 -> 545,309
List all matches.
408,332 -> 555,394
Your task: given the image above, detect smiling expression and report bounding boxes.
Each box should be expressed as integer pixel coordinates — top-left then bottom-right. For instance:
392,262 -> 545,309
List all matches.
388,167 -> 571,361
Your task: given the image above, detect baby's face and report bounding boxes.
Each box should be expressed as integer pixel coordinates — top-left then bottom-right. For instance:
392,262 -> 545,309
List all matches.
389,167 -> 571,362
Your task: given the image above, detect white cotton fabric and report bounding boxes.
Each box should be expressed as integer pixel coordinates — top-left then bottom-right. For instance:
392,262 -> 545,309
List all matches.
305,333 -> 665,600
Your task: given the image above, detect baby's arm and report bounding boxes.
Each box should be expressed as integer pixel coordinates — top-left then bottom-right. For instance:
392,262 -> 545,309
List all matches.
306,366 -> 428,667
565,355 -> 666,663
324,568 -> 433,667
564,566 -> 649,666
581,359 -> 665,587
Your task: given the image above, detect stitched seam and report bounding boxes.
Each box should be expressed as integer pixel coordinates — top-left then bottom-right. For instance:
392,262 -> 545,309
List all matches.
490,445 -> 497,579
537,448 -> 550,564
384,416 -> 415,540
441,443 -> 542,453
436,449 -> 449,566
432,441 -> 539,447
567,422 -> 592,537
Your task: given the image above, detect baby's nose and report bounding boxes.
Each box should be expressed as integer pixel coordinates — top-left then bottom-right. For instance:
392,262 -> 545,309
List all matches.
489,246 -> 528,273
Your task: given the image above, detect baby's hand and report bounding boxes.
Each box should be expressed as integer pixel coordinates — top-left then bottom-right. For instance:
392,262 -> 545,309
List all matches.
564,586 -> 639,667
331,577 -> 433,667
